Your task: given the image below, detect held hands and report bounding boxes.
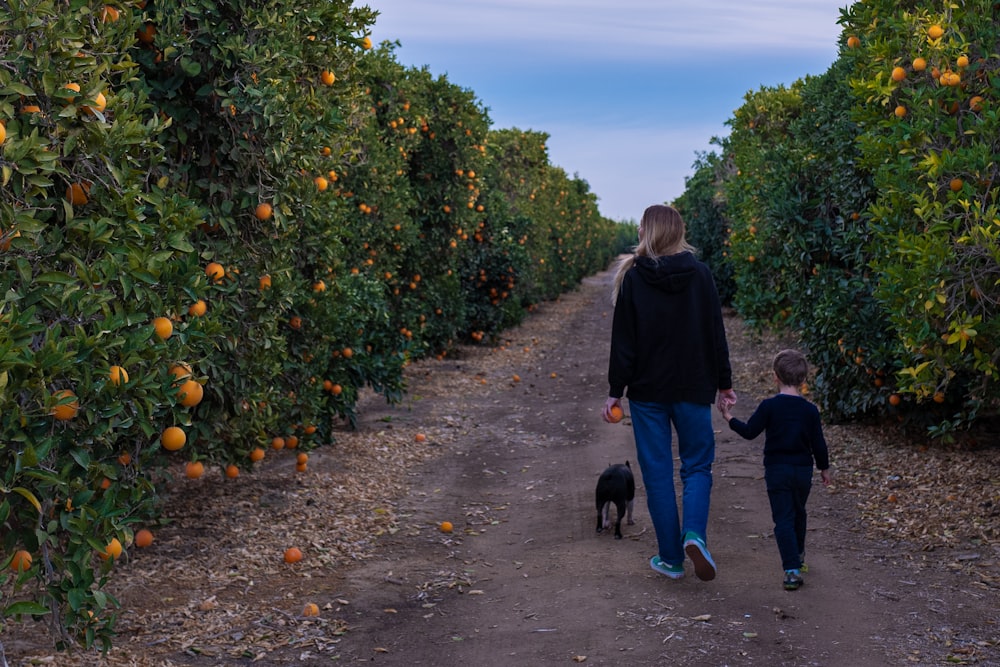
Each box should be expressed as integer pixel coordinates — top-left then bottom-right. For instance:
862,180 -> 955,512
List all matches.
716,388 -> 737,421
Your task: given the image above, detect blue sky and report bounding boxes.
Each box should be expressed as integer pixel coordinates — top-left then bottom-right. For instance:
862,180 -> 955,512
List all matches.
365,1 -> 851,222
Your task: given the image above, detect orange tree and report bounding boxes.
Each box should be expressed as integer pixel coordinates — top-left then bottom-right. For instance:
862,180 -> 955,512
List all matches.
841,1 -> 1000,436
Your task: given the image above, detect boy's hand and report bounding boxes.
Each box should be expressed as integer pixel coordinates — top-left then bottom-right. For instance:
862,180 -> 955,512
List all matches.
820,469 -> 832,486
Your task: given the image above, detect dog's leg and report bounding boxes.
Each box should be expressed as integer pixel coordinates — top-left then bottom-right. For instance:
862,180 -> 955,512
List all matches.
626,498 -> 635,526
614,500 -> 626,539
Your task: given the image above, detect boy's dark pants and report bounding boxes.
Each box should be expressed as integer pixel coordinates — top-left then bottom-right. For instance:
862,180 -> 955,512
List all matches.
765,464 -> 814,571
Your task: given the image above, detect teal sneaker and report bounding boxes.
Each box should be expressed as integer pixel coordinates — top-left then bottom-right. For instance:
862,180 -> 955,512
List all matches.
683,532 -> 717,581
784,569 -> 804,591
650,556 -> 684,580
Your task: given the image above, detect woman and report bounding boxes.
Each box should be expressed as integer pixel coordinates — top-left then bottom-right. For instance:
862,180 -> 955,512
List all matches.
604,204 -> 736,581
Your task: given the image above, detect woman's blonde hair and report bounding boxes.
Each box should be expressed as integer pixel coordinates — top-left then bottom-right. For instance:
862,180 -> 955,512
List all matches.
610,204 -> 695,304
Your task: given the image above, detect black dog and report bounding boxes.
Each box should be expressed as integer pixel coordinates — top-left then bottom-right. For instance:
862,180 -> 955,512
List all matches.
595,461 -> 635,539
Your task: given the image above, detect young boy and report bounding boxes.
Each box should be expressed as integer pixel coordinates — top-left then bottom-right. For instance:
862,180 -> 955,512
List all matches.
720,349 -> 831,591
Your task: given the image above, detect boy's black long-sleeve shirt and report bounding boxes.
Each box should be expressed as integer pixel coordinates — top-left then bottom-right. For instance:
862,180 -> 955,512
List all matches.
728,394 -> 830,470
608,252 -> 732,405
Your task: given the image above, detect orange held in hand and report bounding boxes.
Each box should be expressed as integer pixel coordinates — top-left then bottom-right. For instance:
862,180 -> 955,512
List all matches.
608,405 -> 624,423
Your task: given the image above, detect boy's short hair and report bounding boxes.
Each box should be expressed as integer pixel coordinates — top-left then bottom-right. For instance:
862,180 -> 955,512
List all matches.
773,349 -> 809,387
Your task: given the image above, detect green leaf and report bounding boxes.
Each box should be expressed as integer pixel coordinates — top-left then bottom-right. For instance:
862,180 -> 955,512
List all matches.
4,601 -> 51,617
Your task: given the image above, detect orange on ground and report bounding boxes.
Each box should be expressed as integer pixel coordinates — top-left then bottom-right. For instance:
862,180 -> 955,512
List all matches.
608,405 -> 624,423
415,433 -> 427,443
284,547 -> 303,564
185,460 -> 205,479
10,550 -> 32,572
296,452 -> 308,465
188,299 -> 207,317
109,365 -> 129,386
225,464 -> 240,478
52,389 -> 79,421
178,379 -> 204,407
439,521 -> 453,533
153,316 -> 173,340
134,529 -> 154,548
296,462 -> 308,473
161,426 -> 186,451
303,603 -> 320,617
250,447 -> 266,462
99,538 -> 123,561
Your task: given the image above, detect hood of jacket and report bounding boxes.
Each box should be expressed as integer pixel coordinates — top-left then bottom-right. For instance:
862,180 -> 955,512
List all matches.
633,252 -> 696,294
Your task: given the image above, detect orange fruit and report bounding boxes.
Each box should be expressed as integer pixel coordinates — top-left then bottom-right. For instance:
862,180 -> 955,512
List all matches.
152,316 -> 173,340
188,299 -> 207,317
891,66 -> 906,82
109,365 -> 129,386
283,547 -> 303,564
303,602 -> 320,617
957,55 -> 969,68
928,25 -> 944,39
362,36 -> 372,50
512,374 -> 521,383
134,529 -> 154,548
63,82 -> 81,102
312,280 -> 326,292
295,462 -> 308,473
0,122 -> 6,146
314,176 -> 329,191
970,96 -> 984,112
271,436 -> 285,450
289,316 -> 302,330
20,104 -> 41,114
101,5 -> 120,22
205,262 -> 225,282
117,452 -> 132,465
888,393 -> 902,406
185,460 -> 204,479
331,383 -> 343,395
846,35 -> 860,48
99,477 -> 112,490
10,549 -> 32,572
52,389 -> 80,421
82,91 -> 107,114
296,452 -> 308,465
137,22 -> 156,44
99,537 -> 123,561
259,274 -> 272,290
439,521 -> 453,533
249,447 -> 265,462
303,425 -> 317,435
66,182 -> 90,205
177,379 -> 204,407
415,433 -> 427,443
933,391 -> 945,403
225,464 -> 240,478
342,347 -> 353,359
285,435 -> 299,449
320,70 -> 335,86
894,105 -> 907,118
255,202 -> 273,220
161,426 -> 186,451
169,362 -> 192,382
608,405 -> 624,423
912,57 -> 927,72
950,178 -> 964,192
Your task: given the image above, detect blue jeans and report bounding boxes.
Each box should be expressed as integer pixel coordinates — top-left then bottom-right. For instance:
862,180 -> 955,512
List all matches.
628,400 -> 715,566
765,464 -> 813,571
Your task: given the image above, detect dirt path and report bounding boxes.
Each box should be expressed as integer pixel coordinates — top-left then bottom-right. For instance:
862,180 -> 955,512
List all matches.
4,265 -> 998,666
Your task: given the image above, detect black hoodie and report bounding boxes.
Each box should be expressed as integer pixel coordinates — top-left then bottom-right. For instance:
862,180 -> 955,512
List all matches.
608,252 -> 732,405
